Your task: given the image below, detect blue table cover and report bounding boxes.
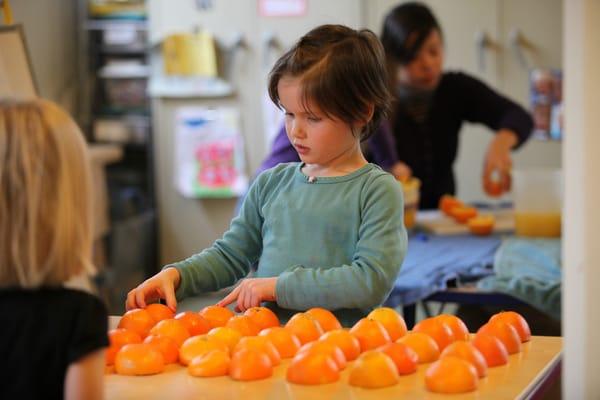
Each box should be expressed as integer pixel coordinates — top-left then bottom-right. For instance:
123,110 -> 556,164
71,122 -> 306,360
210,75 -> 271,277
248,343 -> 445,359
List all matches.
385,233 -> 502,307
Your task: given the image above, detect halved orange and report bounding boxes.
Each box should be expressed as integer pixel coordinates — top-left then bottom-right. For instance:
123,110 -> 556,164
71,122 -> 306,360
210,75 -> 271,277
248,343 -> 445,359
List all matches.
114,343 -> 165,376
348,351 -> 399,389
259,327 -> 301,359
305,308 -> 342,332
188,349 -> 230,377
349,318 -> 391,352
425,356 -> 478,394
286,351 -> 340,385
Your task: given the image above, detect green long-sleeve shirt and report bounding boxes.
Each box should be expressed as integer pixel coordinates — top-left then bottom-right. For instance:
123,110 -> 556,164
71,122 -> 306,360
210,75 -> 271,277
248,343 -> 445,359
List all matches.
170,162 -> 407,326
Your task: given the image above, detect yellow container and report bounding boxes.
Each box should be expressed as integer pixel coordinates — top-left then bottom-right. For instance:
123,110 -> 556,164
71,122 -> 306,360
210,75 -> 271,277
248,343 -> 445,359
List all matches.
513,169 -> 562,237
514,212 -> 561,237
401,178 -> 421,229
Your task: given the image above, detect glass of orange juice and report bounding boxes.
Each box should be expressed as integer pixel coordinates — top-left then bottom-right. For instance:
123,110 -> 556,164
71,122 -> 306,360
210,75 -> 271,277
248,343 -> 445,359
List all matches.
513,169 -> 562,237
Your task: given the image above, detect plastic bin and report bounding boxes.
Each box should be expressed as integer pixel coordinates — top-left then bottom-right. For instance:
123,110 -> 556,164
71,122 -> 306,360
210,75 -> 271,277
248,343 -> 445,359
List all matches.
103,77 -> 148,109
99,62 -> 149,109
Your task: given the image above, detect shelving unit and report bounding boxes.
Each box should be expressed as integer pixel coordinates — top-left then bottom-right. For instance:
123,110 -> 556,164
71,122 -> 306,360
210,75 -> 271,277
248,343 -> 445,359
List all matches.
77,0 -> 157,313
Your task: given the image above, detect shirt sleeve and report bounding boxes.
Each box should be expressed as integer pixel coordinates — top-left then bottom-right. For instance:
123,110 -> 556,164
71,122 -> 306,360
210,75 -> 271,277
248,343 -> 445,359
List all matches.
67,293 -> 109,364
170,174 -> 266,300
458,73 -> 533,148
275,174 -> 408,311
366,121 -> 399,170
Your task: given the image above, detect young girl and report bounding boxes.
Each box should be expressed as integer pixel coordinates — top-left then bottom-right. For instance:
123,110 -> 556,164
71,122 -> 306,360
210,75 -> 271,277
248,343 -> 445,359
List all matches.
127,24 -> 408,326
0,100 -> 108,399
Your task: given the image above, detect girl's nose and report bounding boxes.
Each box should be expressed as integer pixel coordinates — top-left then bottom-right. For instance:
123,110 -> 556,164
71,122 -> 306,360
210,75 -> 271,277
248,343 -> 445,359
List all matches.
290,120 -> 306,139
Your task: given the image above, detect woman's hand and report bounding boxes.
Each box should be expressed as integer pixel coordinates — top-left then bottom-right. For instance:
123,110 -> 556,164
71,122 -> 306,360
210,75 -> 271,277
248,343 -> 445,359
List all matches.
125,267 -> 181,312
390,161 -> 413,182
217,277 -> 278,312
483,130 -> 518,196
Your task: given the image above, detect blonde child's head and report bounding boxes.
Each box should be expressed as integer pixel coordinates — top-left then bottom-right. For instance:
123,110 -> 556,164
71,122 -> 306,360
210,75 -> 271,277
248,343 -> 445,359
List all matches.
0,99 -> 93,288
268,24 -> 391,140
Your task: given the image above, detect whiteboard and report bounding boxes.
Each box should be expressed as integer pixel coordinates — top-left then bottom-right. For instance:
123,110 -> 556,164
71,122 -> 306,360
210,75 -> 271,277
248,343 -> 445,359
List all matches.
0,24 -> 38,99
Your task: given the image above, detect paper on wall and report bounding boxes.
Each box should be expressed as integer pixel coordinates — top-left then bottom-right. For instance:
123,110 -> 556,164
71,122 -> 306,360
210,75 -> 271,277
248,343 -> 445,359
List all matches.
175,107 -> 248,198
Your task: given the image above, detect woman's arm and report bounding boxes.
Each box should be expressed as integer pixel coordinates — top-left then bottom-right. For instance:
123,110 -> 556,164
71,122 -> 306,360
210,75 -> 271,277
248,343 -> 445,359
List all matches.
483,129 -> 519,195
64,349 -> 105,400
459,72 -> 533,148
457,73 -> 533,195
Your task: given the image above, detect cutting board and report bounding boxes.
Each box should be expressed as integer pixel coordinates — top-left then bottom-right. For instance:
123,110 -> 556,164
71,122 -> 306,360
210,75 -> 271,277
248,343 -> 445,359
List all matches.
415,208 -> 515,235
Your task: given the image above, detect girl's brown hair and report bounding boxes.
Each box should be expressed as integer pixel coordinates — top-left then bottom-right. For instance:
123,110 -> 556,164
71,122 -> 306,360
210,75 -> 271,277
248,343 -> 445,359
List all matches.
268,24 -> 391,140
0,99 -> 93,288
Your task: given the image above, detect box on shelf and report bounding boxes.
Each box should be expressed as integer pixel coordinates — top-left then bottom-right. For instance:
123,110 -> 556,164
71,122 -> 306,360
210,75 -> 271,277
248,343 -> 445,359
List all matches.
99,61 -> 149,109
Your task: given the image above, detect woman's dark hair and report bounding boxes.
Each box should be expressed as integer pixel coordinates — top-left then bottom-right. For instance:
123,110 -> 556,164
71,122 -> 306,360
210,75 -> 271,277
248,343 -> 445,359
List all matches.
268,24 -> 391,141
380,2 -> 442,65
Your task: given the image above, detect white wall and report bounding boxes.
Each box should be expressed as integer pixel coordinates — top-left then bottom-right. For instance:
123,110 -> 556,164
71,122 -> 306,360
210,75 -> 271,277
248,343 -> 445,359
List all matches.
10,0 -> 78,114
563,0 -> 600,397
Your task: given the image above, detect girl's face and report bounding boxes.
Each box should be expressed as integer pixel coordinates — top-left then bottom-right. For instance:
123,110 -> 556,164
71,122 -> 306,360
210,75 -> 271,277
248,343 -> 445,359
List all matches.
397,29 -> 444,90
278,75 -> 362,170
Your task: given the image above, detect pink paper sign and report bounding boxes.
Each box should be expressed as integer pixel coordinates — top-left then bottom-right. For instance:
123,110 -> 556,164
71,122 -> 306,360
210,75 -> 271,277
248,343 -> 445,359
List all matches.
258,0 -> 307,17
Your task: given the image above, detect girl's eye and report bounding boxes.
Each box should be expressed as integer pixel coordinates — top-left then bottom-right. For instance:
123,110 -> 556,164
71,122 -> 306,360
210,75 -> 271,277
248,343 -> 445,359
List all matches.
284,112 -> 294,118
308,116 -> 321,122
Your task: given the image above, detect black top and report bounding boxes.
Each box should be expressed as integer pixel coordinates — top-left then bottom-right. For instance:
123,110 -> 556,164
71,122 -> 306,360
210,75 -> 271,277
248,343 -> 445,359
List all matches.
368,71 -> 533,209
0,287 -> 109,400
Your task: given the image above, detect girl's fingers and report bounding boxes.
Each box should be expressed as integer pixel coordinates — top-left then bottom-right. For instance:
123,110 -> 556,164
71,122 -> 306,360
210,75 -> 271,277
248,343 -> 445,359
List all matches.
135,286 -> 149,309
249,293 -> 261,309
163,283 -> 178,312
217,284 -> 241,308
237,285 -> 249,312
125,290 -> 137,310
243,289 -> 254,311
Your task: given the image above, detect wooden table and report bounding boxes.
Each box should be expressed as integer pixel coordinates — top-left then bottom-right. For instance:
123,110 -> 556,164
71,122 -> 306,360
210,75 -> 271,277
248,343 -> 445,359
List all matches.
105,334 -> 561,400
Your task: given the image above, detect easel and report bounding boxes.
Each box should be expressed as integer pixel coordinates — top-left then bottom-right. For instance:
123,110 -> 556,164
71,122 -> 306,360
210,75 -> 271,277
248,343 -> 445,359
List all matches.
1,0 -> 13,25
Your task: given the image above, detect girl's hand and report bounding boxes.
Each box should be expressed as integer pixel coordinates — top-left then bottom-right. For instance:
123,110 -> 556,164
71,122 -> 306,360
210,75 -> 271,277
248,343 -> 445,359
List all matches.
483,130 -> 518,196
217,277 -> 277,312
125,267 -> 181,312
390,161 -> 412,182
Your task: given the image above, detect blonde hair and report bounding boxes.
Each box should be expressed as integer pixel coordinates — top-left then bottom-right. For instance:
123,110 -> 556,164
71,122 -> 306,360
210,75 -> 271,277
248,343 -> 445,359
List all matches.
0,99 -> 93,288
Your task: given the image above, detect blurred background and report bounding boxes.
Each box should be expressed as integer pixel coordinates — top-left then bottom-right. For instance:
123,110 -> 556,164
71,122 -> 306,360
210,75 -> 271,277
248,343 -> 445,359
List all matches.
5,0 -> 563,314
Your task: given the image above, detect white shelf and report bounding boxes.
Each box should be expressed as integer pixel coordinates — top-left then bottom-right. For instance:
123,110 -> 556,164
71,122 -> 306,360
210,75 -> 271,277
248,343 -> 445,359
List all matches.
85,19 -> 147,31
148,76 -> 234,98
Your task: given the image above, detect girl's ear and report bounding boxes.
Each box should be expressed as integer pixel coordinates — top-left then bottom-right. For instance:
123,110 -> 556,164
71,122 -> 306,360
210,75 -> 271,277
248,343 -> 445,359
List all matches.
365,103 -> 375,123
357,104 -> 375,127
352,104 -> 375,138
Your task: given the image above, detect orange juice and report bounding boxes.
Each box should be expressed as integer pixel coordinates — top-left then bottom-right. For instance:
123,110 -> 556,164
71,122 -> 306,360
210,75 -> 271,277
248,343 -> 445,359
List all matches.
514,212 -> 561,237
513,169 -> 562,237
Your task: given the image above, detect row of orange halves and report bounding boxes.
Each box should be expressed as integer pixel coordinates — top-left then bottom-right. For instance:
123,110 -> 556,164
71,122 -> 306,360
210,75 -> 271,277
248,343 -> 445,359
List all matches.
107,304 -> 530,394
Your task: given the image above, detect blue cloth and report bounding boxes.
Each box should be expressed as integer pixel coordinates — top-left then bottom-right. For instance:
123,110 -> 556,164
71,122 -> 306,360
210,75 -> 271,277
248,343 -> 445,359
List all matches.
385,234 -> 501,307
477,238 -> 561,320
